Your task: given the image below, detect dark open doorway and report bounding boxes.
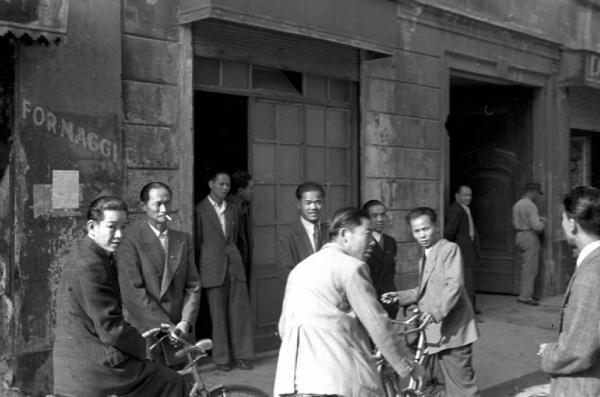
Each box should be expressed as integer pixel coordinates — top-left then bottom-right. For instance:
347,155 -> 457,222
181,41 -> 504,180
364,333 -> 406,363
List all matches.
447,77 -> 534,295
193,91 -> 248,339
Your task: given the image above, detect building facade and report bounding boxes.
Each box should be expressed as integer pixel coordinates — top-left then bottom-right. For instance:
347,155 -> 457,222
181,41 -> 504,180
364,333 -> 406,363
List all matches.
1,0 -> 599,394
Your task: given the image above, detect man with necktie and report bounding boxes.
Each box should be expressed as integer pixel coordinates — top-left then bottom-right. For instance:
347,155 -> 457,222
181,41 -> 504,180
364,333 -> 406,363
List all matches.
278,182 -> 329,282
444,185 -> 480,313
117,182 -> 201,366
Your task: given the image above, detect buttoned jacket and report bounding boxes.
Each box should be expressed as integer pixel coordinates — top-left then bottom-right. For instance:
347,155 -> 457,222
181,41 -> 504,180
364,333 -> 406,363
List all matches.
277,218 -> 328,281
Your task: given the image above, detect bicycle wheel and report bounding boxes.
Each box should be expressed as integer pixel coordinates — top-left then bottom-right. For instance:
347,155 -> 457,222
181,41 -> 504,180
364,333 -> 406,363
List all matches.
208,383 -> 270,397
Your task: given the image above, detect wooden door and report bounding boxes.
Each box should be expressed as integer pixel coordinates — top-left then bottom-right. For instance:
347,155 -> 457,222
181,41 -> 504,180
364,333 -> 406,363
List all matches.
249,97 -> 355,350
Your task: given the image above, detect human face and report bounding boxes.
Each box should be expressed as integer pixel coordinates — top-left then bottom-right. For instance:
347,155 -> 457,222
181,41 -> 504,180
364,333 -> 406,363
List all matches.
298,190 -> 323,223
342,218 -> 373,260
142,187 -> 171,230
239,179 -> 254,203
87,210 -> 127,253
455,186 -> 472,206
367,204 -> 386,234
410,214 -> 438,249
209,174 -> 230,202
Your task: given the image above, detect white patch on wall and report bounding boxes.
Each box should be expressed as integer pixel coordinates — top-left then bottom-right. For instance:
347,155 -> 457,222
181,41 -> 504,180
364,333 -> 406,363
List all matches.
52,170 -> 79,209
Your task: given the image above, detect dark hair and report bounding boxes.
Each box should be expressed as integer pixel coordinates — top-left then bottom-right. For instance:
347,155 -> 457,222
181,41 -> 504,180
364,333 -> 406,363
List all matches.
362,199 -> 385,212
209,171 -> 229,182
405,207 -> 437,225
455,184 -> 471,195
295,182 -> 325,200
328,207 -> 370,240
87,196 -> 128,222
139,182 -> 172,203
231,170 -> 252,193
563,186 -> 600,236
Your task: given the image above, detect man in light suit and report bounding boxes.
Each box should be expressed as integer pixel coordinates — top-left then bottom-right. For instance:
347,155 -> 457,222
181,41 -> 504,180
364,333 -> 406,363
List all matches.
117,182 -> 201,366
444,185 -> 481,313
383,207 -> 480,397
278,181 -> 329,282
196,171 -> 254,371
362,199 -> 398,318
274,207 -> 420,397
53,196 -> 187,396
540,186 -> 600,396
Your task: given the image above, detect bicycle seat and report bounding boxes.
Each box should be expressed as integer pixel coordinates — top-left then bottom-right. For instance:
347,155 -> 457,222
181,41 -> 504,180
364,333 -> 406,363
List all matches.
175,338 -> 213,358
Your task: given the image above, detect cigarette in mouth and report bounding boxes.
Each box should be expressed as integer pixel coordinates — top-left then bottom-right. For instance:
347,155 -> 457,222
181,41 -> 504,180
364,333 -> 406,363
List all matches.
165,214 -> 173,221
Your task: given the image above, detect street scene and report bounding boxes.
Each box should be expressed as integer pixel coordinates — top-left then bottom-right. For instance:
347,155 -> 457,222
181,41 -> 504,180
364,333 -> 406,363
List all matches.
1,1 -> 600,396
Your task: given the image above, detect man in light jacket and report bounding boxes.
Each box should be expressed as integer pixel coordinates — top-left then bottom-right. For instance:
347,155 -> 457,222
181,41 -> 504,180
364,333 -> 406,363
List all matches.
274,207 -> 419,397
540,186 -> 600,396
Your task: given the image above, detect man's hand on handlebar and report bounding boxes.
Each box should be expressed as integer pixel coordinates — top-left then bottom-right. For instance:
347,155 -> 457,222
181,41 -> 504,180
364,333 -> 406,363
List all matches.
380,292 -> 399,305
173,321 -> 190,337
418,312 -> 434,326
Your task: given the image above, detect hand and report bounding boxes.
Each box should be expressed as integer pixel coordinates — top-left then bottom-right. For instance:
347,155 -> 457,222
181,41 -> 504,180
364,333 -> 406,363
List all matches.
419,312 -> 434,326
538,343 -> 548,357
173,321 -> 190,337
410,363 -> 425,379
381,292 -> 399,304
540,216 -> 547,223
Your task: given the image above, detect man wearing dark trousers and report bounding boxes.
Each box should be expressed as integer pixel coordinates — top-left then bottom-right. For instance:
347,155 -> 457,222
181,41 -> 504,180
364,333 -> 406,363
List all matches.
444,185 -> 481,314
117,182 -> 201,366
362,199 -> 398,318
196,171 -> 254,371
53,196 -> 188,397
278,181 -> 329,282
227,170 -> 254,284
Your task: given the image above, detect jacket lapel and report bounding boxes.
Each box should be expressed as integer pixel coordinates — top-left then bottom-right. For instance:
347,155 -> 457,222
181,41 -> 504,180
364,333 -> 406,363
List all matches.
295,220 -> 315,256
140,223 -> 166,274
160,229 -> 183,298
202,198 -> 226,239
418,242 -> 440,298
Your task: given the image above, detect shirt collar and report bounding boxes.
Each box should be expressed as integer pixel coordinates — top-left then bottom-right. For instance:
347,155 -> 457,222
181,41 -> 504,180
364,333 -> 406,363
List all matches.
372,231 -> 382,242
208,195 -> 227,211
300,216 -> 319,231
458,202 -> 470,212
577,240 -> 600,267
148,222 -> 168,237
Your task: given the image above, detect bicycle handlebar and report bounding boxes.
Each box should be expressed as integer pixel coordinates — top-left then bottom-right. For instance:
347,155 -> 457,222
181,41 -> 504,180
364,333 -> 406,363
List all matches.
141,324 -> 214,357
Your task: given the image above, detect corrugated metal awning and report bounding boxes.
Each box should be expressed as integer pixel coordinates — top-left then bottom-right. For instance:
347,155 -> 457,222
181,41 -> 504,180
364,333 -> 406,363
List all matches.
0,0 -> 68,43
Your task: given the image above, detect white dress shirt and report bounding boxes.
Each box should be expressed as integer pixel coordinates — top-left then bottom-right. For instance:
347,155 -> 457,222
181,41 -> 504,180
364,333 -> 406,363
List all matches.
300,216 -> 320,252
208,195 -> 227,235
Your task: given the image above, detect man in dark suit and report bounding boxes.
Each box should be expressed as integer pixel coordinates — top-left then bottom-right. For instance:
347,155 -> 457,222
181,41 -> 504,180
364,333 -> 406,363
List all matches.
227,170 -> 254,285
444,184 -> 480,313
278,182 -> 329,282
53,196 -> 187,397
196,171 -> 254,372
117,182 -> 201,366
540,186 -> 600,396
362,199 -> 398,318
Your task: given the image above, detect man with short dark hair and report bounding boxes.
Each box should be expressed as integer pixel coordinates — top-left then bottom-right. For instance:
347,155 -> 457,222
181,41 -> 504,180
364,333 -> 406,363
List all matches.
362,199 -> 398,318
274,207 -> 418,396
196,172 -> 254,371
117,182 -> 201,366
539,186 -> 600,396
512,182 -> 546,305
444,185 -> 480,313
383,207 -> 480,397
53,196 -> 188,396
228,170 -> 254,283
278,181 -> 329,281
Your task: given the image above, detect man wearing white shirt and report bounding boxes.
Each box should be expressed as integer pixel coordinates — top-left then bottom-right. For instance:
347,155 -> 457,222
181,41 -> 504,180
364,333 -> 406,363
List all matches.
278,182 -> 329,282
539,186 -> 600,396
195,172 -> 254,371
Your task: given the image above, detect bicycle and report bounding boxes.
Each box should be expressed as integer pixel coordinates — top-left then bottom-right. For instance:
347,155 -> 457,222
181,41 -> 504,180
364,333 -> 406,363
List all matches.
142,324 -> 269,397
375,309 -> 429,397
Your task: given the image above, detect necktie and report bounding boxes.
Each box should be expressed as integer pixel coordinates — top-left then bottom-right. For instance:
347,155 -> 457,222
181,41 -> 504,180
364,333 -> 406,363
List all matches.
313,223 -> 321,252
158,231 -> 167,253
465,207 -> 475,240
419,253 -> 427,290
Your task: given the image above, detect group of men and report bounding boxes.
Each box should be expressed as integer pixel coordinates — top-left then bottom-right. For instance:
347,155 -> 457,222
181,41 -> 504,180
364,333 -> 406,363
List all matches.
53,171 -> 256,396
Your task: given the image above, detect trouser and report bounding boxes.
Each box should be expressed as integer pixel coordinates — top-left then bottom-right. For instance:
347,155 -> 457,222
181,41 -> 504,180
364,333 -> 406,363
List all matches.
428,344 -> 480,397
464,266 -> 476,309
206,267 -> 254,364
516,231 -> 540,301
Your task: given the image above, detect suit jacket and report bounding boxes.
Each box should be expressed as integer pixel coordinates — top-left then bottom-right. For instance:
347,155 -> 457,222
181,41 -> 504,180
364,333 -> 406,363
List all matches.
274,243 -> 414,397
444,201 -> 480,270
53,237 -> 153,396
278,218 -> 329,281
396,239 -> 479,354
541,245 -> 600,396
366,233 -> 398,296
195,197 -> 246,288
117,222 -> 201,333
227,194 -> 253,275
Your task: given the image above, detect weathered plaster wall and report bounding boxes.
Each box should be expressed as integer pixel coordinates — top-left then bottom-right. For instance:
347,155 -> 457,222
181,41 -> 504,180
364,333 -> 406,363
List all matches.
4,2 -> 122,395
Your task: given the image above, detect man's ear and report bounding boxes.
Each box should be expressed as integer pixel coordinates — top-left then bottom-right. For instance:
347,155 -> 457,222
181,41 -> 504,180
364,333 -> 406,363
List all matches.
139,201 -> 146,212
569,218 -> 578,235
87,220 -> 96,235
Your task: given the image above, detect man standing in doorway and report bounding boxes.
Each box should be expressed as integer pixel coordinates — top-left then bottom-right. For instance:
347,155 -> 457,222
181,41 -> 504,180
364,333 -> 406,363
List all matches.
227,170 -> 254,284
444,185 -> 481,314
539,186 -> 600,395
278,181 -> 329,282
362,199 -> 398,318
117,182 -> 201,366
512,182 -> 546,306
196,171 -> 254,371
